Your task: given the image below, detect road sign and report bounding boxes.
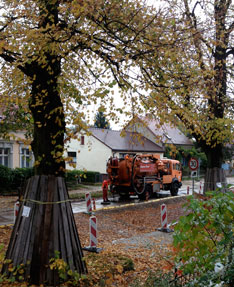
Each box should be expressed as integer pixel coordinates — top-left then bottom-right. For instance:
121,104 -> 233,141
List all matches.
188,157 -> 199,171
191,171 -> 197,178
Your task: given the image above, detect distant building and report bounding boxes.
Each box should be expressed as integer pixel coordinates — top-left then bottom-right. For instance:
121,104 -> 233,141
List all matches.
0,109 -> 33,169
125,116 -> 194,149
65,127 -> 164,174
0,131 -> 33,169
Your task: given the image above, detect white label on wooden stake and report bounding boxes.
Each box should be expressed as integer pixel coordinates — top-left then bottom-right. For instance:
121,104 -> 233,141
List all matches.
22,206 -> 31,217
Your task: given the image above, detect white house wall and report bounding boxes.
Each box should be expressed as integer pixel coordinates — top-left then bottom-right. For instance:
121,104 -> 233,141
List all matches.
65,135 -> 112,174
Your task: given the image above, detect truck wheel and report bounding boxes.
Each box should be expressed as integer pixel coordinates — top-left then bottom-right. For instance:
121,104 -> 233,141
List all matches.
138,184 -> 152,200
138,192 -> 146,200
119,192 -> 130,199
117,186 -> 130,199
170,182 -> 179,196
110,185 -> 114,194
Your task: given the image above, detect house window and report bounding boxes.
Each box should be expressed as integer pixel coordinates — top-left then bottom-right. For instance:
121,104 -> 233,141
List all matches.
68,151 -> 77,164
21,148 -> 30,168
81,136 -> 85,145
0,148 -> 10,167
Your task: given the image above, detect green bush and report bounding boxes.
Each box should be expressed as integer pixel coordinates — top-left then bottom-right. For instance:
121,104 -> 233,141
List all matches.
0,165 -> 12,190
65,170 -> 83,183
0,165 -> 34,194
11,168 -> 34,190
0,166 -> 101,194
173,188 -> 234,286
65,170 -> 100,184
81,171 -> 100,183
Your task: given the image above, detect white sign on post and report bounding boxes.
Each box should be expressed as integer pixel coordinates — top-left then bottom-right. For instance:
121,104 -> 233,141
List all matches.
191,171 -> 197,178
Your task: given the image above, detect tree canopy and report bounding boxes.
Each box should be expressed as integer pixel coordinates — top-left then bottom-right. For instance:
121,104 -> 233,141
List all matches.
1,0 -> 234,284
0,0 -> 164,175
0,2 -> 167,284
130,0 -> 234,191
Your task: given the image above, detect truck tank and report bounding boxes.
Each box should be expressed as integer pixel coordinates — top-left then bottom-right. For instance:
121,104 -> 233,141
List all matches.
107,154 -> 182,199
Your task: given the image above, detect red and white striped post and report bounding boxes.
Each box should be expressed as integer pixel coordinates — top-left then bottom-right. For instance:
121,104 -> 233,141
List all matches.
83,216 -> 102,252
90,216 -> 97,248
85,193 -> 92,213
157,203 -> 174,233
14,201 -> 20,223
161,204 -> 167,229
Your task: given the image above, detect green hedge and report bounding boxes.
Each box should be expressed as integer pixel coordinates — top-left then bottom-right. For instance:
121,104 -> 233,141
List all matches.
0,165 -> 13,190
11,168 -> 34,190
0,166 -> 101,194
65,170 -> 101,184
0,165 -> 34,194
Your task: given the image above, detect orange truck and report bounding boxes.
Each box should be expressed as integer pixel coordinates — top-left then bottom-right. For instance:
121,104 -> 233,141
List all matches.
106,154 -> 182,199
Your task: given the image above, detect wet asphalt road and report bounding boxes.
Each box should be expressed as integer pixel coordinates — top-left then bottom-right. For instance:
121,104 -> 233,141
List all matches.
1,178 -> 234,226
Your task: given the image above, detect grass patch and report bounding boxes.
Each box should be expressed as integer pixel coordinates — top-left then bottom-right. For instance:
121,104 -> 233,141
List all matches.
66,182 -> 102,191
69,191 -> 103,200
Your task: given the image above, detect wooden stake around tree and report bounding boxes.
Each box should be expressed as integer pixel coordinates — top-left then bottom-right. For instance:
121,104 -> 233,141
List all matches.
2,175 -> 87,285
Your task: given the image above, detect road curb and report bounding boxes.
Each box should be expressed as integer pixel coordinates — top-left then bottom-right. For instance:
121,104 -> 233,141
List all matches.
94,195 -> 189,212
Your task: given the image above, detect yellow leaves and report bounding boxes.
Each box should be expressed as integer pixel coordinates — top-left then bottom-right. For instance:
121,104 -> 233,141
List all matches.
105,279 -> 113,285
55,116 -> 62,127
55,151 -> 63,158
116,264 -> 124,274
84,250 -> 134,286
18,268 -> 25,274
35,121 -> 42,128
0,40 -> 6,51
200,117 -> 234,147
105,273 -> 113,285
34,160 -> 40,167
8,264 -> 14,272
50,258 -> 67,271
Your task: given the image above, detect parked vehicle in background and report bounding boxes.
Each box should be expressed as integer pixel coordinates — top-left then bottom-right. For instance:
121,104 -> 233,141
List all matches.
107,154 -> 182,199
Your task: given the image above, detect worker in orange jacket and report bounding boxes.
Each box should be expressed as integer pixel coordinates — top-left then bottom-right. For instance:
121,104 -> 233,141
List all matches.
102,180 -> 109,202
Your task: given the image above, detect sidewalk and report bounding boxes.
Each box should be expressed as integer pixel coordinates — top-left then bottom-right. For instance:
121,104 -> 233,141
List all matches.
0,209 -> 14,226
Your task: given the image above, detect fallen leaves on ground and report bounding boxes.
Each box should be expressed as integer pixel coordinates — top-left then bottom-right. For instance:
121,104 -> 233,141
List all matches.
0,197 -> 187,286
0,196 -> 18,210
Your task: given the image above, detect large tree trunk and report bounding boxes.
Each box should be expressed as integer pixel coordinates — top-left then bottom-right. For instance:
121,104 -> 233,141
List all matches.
202,2 -> 229,194
29,56 -> 65,176
2,175 -> 87,285
203,144 -> 226,193
1,2 -> 86,286
204,167 -> 227,193
2,33 -> 86,286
